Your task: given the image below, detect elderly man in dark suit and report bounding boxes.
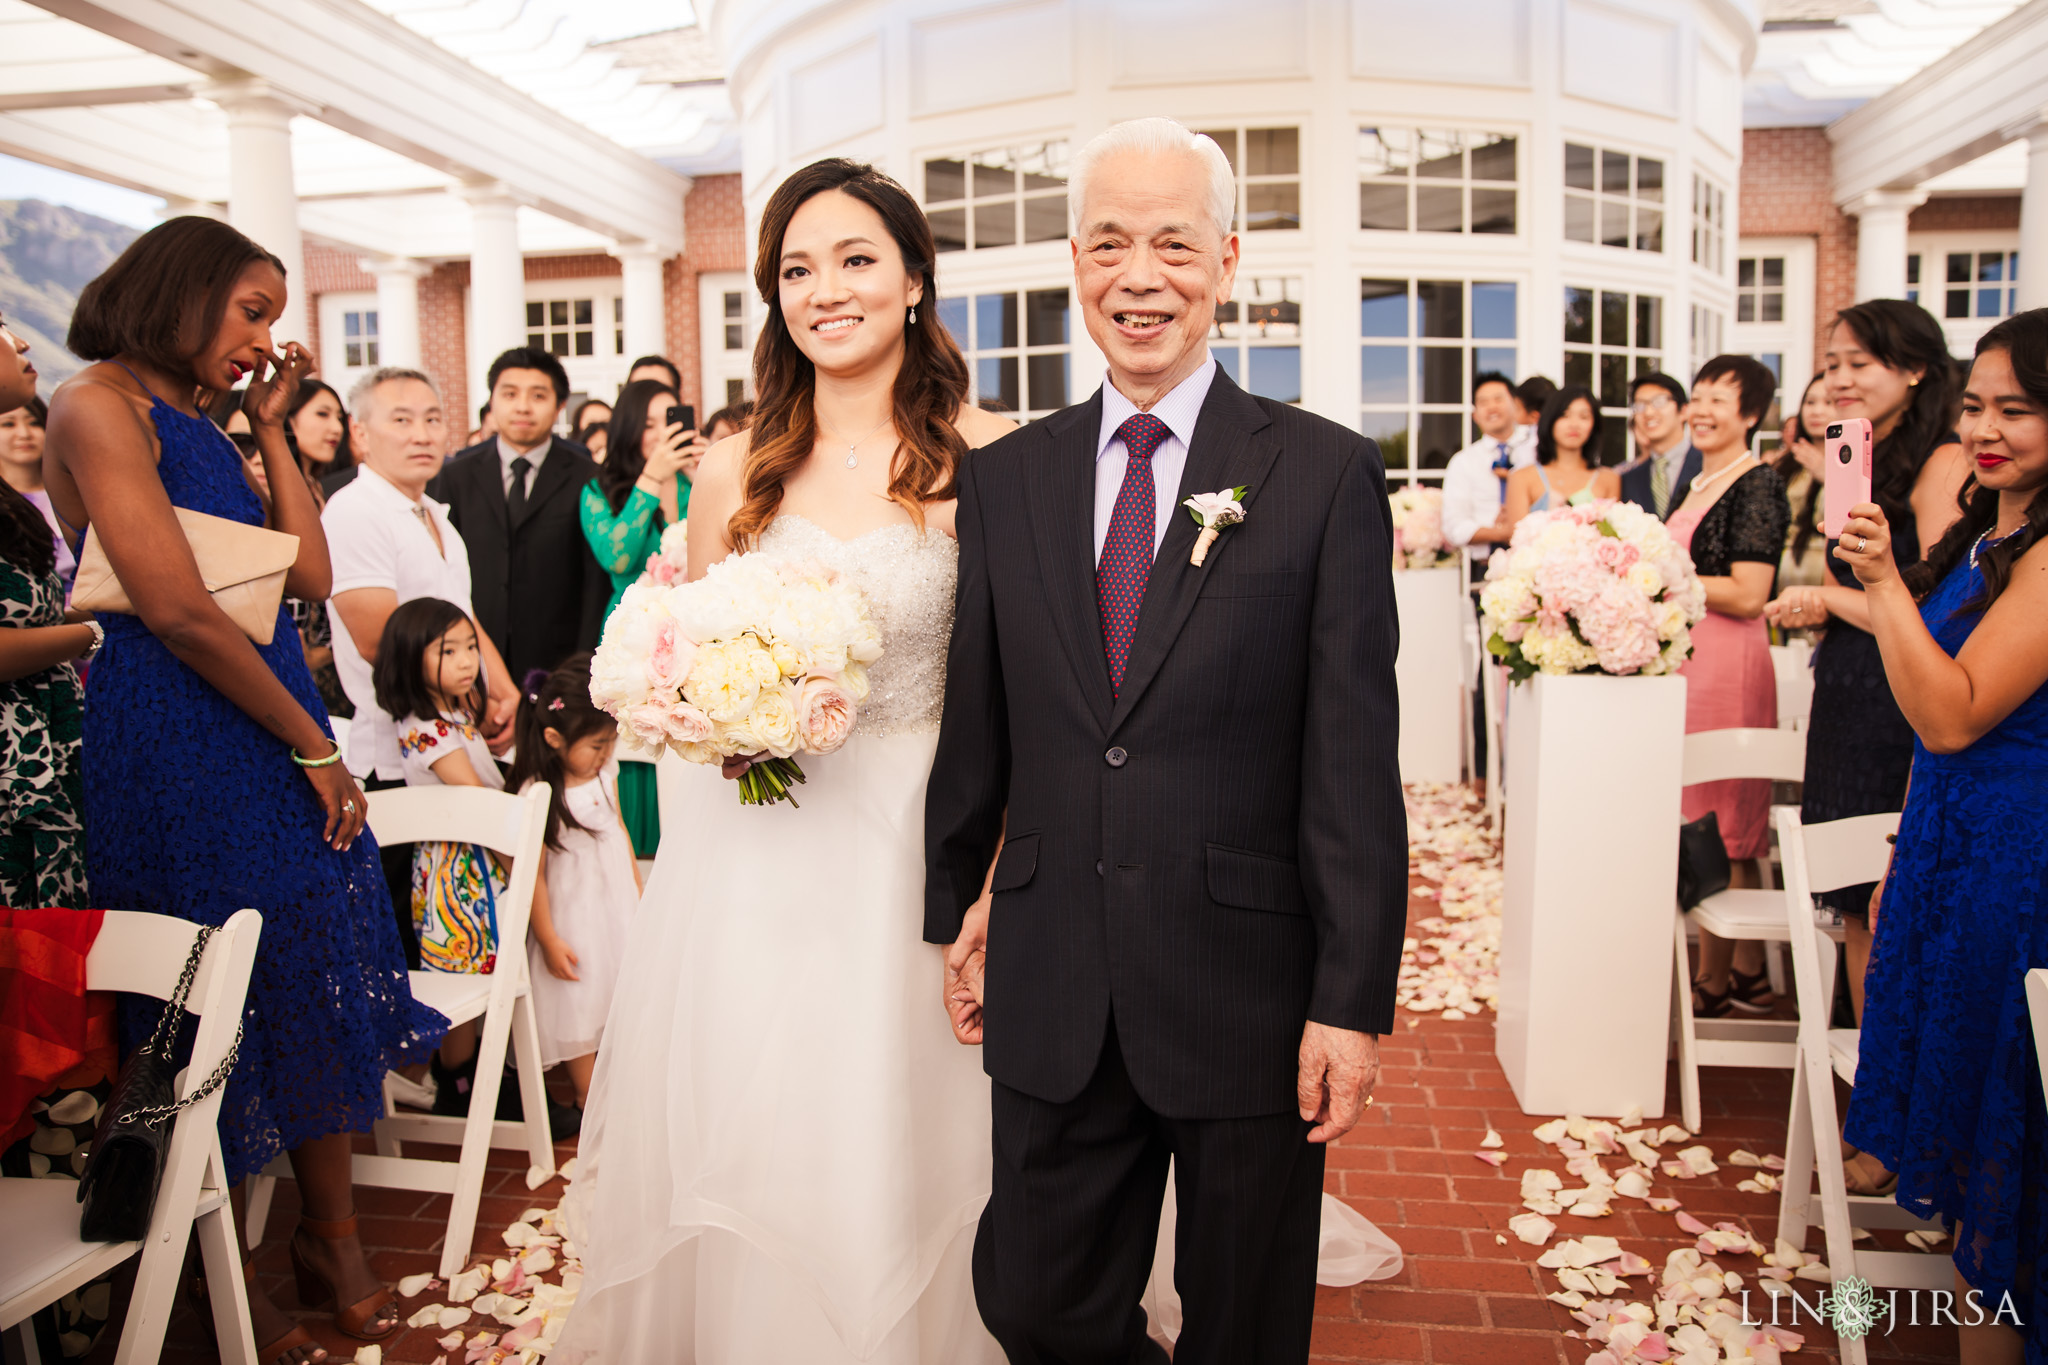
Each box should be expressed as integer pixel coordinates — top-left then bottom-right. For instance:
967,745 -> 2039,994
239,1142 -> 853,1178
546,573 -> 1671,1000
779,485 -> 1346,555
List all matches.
428,346 -> 608,688
926,117 -> 1407,1365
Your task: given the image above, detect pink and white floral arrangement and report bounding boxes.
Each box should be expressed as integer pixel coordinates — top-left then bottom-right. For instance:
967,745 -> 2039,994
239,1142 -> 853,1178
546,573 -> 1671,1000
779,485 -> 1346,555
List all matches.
635,520 -> 688,588
589,550 -> 883,806
1389,485 -> 1457,570
1479,500 -> 1705,682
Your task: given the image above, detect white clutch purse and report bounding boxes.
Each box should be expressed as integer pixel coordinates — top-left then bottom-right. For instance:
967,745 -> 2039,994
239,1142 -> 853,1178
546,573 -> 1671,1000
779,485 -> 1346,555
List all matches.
73,508 -> 299,646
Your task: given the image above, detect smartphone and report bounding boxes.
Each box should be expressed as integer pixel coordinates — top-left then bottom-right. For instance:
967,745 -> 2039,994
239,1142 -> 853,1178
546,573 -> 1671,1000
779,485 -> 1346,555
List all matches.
666,404 -> 695,433
1822,419 -> 1873,539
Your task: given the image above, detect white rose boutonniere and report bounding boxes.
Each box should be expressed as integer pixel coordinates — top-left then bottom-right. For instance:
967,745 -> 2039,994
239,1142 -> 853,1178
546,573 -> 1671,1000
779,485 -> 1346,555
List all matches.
1182,486 -> 1249,566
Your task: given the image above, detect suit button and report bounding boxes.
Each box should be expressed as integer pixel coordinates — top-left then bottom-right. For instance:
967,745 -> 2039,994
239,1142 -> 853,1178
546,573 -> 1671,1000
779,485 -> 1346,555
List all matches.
1096,860 -> 1105,877
1105,747 -> 1128,768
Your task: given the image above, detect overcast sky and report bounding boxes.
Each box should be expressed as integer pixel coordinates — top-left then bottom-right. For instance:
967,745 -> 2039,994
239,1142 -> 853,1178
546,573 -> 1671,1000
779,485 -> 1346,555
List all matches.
0,154 -> 167,229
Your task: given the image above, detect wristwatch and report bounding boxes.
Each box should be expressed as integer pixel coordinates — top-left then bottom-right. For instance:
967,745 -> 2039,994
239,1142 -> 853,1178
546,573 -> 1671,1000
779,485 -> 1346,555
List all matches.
80,618 -> 105,662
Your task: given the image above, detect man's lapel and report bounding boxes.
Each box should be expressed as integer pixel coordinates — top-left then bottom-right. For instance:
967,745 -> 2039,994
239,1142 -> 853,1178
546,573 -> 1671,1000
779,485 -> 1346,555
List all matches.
1022,391 -> 1114,731
1108,372 -> 1280,735
511,438 -> 575,534
465,444 -> 510,539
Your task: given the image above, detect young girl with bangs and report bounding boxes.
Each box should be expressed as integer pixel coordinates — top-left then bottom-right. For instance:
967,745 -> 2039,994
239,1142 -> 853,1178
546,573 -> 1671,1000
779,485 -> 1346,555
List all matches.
506,654 -> 641,1111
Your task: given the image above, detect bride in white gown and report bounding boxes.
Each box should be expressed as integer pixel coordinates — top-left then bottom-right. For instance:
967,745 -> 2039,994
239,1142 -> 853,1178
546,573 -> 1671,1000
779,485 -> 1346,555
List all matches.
556,159 -> 1396,1365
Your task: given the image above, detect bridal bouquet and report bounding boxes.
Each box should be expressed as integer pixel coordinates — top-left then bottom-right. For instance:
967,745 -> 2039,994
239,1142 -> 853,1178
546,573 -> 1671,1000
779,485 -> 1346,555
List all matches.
635,521 -> 688,588
589,551 -> 883,806
1480,500 -> 1705,682
1389,486 -> 1456,569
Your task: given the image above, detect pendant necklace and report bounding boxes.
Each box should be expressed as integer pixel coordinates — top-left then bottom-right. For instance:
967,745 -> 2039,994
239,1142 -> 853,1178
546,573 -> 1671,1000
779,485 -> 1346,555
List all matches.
823,415 -> 894,469
1690,452 -> 1756,495
1970,524 -> 2031,572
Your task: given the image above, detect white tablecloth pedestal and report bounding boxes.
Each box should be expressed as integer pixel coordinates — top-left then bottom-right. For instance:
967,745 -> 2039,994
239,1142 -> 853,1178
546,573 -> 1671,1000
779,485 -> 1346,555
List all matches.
1393,567 -> 1465,784
1495,671 -> 1687,1118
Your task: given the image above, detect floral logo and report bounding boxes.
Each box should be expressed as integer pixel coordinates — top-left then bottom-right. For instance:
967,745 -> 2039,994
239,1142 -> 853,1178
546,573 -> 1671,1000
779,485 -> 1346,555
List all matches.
1824,1275 -> 1887,1341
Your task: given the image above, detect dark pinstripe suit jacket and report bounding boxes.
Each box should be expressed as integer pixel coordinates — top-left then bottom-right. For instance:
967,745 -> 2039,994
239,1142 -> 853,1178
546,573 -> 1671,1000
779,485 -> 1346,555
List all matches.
924,372 -> 1409,1119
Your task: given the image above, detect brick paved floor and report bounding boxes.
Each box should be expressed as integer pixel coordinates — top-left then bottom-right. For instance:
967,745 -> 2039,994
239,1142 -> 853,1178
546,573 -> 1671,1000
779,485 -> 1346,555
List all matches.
76,890 -> 1960,1365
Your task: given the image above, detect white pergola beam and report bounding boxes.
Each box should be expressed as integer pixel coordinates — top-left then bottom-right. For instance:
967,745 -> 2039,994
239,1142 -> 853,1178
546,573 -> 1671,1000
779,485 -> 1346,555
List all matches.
1829,0 -> 2048,203
0,83 -> 194,108
0,105 -> 216,201
30,0 -> 687,252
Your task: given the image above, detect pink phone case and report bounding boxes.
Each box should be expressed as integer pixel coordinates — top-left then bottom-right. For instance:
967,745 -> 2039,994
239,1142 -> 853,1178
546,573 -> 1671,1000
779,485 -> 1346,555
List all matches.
1822,419 -> 1873,539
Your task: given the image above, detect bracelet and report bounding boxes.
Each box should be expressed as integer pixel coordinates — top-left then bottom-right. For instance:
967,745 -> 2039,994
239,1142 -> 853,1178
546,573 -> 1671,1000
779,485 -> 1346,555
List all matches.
291,743 -> 345,768
80,618 -> 104,662
1884,833 -> 1897,845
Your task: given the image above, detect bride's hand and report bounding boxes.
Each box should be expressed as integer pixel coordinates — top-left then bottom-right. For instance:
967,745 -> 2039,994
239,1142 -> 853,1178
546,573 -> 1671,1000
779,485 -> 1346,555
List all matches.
945,894 -> 990,1045
721,750 -> 766,781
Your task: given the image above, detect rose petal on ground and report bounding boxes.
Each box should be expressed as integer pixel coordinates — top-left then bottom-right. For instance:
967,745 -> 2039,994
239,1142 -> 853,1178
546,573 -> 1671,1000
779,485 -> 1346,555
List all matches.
1647,1197 -> 1683,1213
1473,1149 -> 1506,1166
1794,1262 -> 1833,1282
1509,1212 -> 1556,1245
1676,1145 -> 1718,1176
1614,1169 -> 1653,1199
438,1333 -> 465,1352
1658,1125 -> 1692,1144
1727,1149 -> 1762,1168
1520,1168 -> 1564,1197
502,1222 -> 538,1248
1905,1229 -> 1949,1251
437,1305 -> 473,1330
524,1165 -> 552,1190
1675,1212 -> 1711,1235
407,1305 -> 446,1329
1549,1290 -> 1589,1308
1534,1118 -> 1569,1145
1760,1154 -> 1786,1171
1480,1128 -> 1504,1149
446,1267 -> 488,1303
352,1348 -> 381,1365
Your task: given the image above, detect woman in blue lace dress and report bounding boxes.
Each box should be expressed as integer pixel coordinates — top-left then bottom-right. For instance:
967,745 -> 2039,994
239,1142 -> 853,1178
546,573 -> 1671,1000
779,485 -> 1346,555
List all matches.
45,218 -> 446,1365
1839,308 -> 2048,1365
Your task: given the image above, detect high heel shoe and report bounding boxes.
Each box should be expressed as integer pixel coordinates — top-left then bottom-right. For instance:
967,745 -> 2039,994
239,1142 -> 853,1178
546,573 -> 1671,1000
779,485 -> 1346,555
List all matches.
289,1213 -> 398,1341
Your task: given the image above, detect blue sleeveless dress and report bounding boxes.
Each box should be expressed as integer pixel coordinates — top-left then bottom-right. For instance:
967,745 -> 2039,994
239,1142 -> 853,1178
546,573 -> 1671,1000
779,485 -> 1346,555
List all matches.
81,385 -> 446,1186
1844,548 -> 2048,1357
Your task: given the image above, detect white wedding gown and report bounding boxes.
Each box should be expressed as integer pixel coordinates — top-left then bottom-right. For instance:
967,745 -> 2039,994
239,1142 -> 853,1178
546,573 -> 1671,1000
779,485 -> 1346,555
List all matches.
555,514 -> 1398,1364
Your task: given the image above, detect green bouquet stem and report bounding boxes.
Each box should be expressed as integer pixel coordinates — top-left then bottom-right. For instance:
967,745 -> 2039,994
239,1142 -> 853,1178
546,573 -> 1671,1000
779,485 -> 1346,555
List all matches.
736,755 -> 807,808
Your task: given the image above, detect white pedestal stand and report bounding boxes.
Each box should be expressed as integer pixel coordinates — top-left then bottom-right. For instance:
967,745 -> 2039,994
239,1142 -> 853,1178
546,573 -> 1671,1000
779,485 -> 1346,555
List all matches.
1393,566 -> 1465,784
1495,672 -> 1687,1117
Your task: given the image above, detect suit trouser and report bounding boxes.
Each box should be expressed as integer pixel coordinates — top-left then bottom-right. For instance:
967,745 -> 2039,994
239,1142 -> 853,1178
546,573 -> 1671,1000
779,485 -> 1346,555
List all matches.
974,1017 -> 1325,1365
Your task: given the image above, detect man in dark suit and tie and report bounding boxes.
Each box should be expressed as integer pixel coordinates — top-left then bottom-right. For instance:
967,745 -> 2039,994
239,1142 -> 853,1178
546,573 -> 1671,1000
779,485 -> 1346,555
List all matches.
1617,371 -> 1701,520
926,117 -> 1407,1364
428,346 -> 609,687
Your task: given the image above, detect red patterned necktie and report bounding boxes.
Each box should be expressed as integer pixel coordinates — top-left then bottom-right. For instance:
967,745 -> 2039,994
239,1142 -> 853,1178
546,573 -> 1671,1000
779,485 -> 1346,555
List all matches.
1098,412 -> 1170,697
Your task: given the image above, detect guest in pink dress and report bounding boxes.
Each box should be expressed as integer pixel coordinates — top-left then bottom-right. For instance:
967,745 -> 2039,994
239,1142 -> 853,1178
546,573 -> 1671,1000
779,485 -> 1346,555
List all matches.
1668,355 -> 1790,1019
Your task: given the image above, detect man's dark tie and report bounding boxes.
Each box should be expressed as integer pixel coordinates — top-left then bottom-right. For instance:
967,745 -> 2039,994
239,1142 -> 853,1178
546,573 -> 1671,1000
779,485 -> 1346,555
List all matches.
1098,413 -> 1169,697
507,455 -> 532,523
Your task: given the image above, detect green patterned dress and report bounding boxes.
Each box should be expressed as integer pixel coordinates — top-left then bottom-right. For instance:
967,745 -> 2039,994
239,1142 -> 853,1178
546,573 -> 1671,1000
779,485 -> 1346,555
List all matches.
579,475 -> 690,859
0,550 -> 86,907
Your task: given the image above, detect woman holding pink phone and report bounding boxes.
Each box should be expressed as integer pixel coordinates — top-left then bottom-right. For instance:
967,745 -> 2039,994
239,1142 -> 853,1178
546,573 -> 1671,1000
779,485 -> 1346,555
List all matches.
1762,303 -> 1969,1080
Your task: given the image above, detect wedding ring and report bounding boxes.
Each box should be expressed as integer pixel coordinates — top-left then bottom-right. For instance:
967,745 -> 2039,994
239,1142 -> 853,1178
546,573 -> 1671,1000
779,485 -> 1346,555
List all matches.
343,800 -> 356,813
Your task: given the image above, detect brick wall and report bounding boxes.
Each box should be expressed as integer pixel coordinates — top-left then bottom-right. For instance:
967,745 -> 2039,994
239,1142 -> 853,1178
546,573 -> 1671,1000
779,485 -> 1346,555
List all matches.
1908,196 -> 2021,232
299,174 -> 749,424
1739,127 -> 1858,362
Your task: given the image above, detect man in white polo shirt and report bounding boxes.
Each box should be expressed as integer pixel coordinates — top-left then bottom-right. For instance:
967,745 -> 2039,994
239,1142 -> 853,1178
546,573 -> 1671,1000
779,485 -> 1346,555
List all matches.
323,367 -> 517,962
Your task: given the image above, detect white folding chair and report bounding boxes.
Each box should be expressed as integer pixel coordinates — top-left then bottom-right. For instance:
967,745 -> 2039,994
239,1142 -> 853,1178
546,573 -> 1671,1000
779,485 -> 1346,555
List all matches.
2,909 -> 263,1365
247,784 -> 553,1278
2028,969 -> 2048,1108
328,714 -> 352,757
1775,807 -> 1948,1362
1669,727 -> 1807,1134
1481,651 -> 1505,837
1769,640 -> 1814,732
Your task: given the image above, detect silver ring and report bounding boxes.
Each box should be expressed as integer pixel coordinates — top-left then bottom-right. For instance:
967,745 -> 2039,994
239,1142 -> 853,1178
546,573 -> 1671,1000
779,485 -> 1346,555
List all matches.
342,800 -> 356,813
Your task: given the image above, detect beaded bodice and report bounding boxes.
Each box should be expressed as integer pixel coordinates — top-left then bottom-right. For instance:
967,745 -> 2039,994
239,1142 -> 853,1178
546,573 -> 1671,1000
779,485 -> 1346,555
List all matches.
758,514 -> 958,737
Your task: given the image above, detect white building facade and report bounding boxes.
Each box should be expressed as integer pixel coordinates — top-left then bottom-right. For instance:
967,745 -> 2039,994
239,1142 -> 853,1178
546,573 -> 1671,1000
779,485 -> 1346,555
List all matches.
709,0 -> 1760,481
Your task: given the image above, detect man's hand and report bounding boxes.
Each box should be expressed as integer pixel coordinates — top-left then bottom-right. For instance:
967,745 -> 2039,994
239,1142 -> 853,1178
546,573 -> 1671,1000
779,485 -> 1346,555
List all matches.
483,685 -> 518,754
945,893 -> 991,1045
1298,1022 -> 1380,1144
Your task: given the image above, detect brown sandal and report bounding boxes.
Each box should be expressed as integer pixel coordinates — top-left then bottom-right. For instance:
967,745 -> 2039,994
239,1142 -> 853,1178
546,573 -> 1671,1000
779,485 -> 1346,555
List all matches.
290,1213 -> 398,1341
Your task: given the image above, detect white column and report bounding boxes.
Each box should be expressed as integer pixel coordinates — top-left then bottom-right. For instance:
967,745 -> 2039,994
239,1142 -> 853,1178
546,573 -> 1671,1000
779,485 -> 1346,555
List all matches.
206,81 -> 311,348
611,243 -> 672,369
364,256 -> 432,371
460,182 -> 527,415
159,197 -> 227,223
1844,189 -> 1929,305
2018,122 -> 2048,313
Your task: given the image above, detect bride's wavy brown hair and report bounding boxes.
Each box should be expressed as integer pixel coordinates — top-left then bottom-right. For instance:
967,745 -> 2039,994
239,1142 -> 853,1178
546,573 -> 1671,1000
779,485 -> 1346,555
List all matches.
729,159 -> 970,549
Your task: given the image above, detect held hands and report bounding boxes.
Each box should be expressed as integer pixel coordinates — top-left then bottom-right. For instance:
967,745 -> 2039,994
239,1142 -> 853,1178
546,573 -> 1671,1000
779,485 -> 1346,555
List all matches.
1834,502 -> 1900,589
482,685 -> 518,755
944,893 -> 991,1046
1763,585 -> 1831,630
244,343 -> 310,430
304,760 -> 369,852
539,935 -> 581,982
1298,1022 -> 1380,1144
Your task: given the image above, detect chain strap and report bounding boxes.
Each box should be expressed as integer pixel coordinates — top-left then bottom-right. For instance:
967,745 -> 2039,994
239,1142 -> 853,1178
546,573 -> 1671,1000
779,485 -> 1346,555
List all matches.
125,924 -> 247,1128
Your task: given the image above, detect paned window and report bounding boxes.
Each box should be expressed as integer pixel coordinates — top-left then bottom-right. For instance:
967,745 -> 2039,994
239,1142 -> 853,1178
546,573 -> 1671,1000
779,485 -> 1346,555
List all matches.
1211,276 -> 1303,404
612,299 -> 623,355
1196,126 -> 1301,232
936,288 -> 1072,420
1564,143 -> 1664,252
1691,305 -> 1724,367
1358,128 -> 1518,234
1745,351 -> 1785,452
726,378 -> 746,406
1692,175 -> 1726,274
527,298 -> 595,357
723,291 -> 745,350
924,143 -> 1069,253
1907,253 -> 1921,307
1736,256 -> 1784,323
342,310 -> 379,369
1563,286 -> 1663,464
1360,278 -> 1519,483
1941,251 -> 2020,319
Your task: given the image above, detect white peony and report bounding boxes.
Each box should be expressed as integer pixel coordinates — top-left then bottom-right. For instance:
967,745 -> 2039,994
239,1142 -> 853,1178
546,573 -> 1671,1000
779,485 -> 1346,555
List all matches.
749,685 -> 802,759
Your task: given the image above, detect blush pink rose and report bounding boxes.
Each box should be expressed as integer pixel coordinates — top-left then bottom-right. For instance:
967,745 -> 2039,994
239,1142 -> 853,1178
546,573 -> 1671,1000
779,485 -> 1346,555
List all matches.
659,699 -> 714,745
795,676 -> 857,755
624,703 -> 674,752
646,554 -> 682,586
645,619 -> 698,695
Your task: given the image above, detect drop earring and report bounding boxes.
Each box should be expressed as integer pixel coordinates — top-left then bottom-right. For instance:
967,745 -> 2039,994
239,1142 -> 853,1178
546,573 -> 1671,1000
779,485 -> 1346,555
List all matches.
908,306 -> 917,325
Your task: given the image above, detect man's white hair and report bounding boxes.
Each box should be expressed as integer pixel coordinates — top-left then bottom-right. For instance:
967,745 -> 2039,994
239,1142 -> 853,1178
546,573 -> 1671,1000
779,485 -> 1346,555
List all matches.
348,366 -> 439,420
1068,118 -> 1236,241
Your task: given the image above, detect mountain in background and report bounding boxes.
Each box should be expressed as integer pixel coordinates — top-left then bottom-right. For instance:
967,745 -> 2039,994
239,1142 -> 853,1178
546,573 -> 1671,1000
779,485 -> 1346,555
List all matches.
0,199 -> 141,387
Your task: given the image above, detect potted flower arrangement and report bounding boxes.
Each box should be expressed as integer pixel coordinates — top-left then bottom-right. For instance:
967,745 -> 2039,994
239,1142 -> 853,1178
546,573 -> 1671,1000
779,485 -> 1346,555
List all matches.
1389,485 -> 1457,570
